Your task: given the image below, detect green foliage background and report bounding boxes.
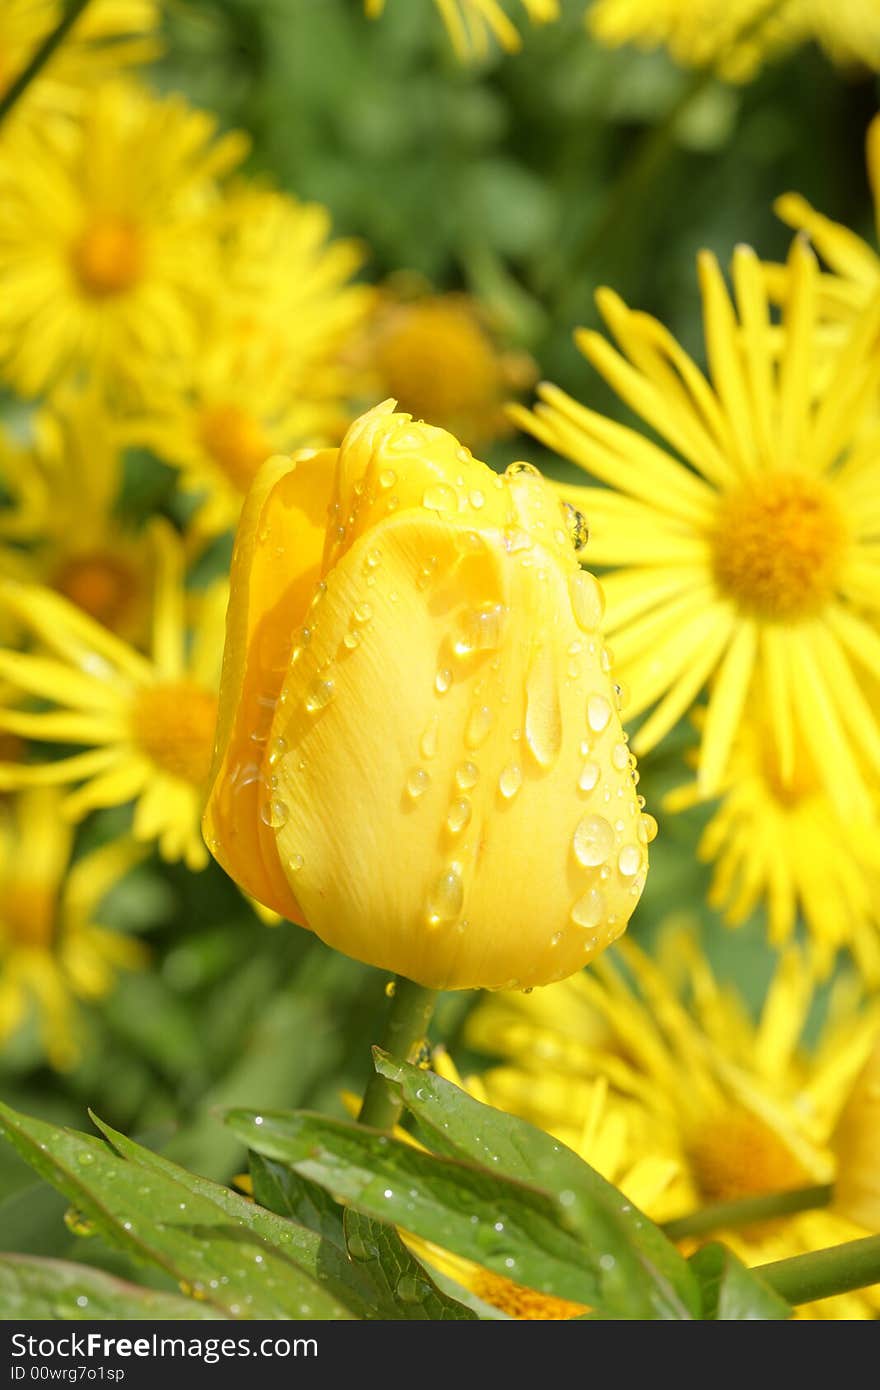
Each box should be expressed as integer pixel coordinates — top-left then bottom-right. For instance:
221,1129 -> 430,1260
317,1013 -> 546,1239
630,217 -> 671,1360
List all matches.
1,0 -> 878,1294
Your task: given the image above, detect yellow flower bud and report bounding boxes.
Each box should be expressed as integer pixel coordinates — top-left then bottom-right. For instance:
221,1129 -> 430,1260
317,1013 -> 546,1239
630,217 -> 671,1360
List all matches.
203,400 -> 649,990
832,1033 -> 880,1231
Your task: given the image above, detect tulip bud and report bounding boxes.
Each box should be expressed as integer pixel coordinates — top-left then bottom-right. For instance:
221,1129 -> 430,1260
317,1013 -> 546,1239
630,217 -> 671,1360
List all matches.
832,1032 -> 880,1231
203,400 -> 650,990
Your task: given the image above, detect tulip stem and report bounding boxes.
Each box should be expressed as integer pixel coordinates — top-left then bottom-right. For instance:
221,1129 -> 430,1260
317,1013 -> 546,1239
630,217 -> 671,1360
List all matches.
357,977 -> 437,1131
0,0 -> 93,130
756,1234 -> 880,1307
662,1184 -> 833,1241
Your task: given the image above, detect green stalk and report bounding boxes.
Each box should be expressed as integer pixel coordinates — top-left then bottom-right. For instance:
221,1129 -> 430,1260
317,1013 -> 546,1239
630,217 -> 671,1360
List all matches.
758,1234 -> 880,1307
663,1184 -> 833,1242
0,0 -> 93,131
357,976 -> 437,1131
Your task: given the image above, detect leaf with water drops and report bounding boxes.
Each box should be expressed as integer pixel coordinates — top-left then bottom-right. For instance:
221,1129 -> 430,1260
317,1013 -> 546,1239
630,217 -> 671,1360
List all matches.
225,1107 -> 693,1318
688,1245 -> 792,1320
372,1050 -> 701,1320
342,1211 -> 478,1320
0,1101 -> 359,1319
0,1255 -> 228,1320
249,1152 -> 346,1244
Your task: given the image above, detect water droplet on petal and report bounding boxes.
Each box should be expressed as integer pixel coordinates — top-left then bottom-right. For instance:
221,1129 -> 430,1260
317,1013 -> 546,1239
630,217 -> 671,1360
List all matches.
305,677 -> 336,712
456,761 -> 479,790
465,703 -> 493,749
578,760 -> 600,792
611,742 -> 629,770
469,489 -> 485,509
569,570 -> 605,631
618,844 -> 642,876
455,603 -> 506,657
638,812 -> 658,844
268,736 -> 287,765
435,668 -> 452,694
420,715 -> 439,760
427,866 -> 464,926
525,646 -> 562,768
260,799 -> 288,829
406,767 -> 431,800
505,461 -> 540,478
571,887 -> 605,930
499,764 -> 523,800
446,798 -> 472,834
379,469 -> 396,489
423,484 -> 458,513
353,602 -> 373,625
343,629 -> 361,650
573,814 -> 614,867
587,693 -> 612,733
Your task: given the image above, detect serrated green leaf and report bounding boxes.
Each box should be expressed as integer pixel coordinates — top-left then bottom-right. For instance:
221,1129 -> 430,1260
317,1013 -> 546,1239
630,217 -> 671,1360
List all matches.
342,1211 -> 477,1320
249,1153 -> 346,1244
372,1050 -> 700,1319
0,1101 -> 357,1320
225,1108 -> 688,1319
0,1255 -> 227,1321
689,1245 -> 793,1320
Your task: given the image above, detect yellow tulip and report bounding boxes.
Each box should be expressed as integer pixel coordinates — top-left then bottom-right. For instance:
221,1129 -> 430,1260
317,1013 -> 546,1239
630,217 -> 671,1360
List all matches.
203,400 -> 651,990
832,1033 -> 880,1231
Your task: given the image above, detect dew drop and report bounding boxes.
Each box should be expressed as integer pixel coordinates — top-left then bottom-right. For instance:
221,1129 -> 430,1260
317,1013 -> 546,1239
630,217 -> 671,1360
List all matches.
469,489 -> 485,509
550,931 -> 563,947
638,813 -> 658,844
569,570 -> 605,631
587,693 -> 612,733
379,469 -> 396,489
578,760 -> 600,792
611,742 -> 629,771
420,715 -> 439,760
365,549 -> 382,569
385,979 -> 396,998
288,852 -> 304,872
465,703 -> 493,749
499,764 -> 523,800
260,799 -> 288,829
613,680 -> 629,711
618,844 -> 642,877
446,798 -> 472,835
456,761 -> 479,790
505,461 -> 540,478
305,677 -> 336,712
573,814 -> 614,867
406,767 -> 431,800
353,602 -> 373,625
343,629 -> 361,650
455,602 -> 506,657
435,667 -> 452,694
571,888 -> 604,930
422,484 -> 458,514
427,866 -> 464,925
525,646 -> 562,768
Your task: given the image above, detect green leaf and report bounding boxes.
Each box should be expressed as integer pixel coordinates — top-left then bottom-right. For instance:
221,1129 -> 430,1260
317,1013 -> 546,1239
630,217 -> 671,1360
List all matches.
342,1212 -> 478,1320
226,1108 -> 690,1319
689,1245 -> 793,1320
0,1255 -> 227,1320
249,1153 -> 346,1244
373,1050 -> 701,1319
0,1101 -> 357,1319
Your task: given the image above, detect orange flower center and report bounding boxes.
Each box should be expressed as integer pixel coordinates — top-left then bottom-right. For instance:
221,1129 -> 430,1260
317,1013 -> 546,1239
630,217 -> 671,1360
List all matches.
688,1107 -> 813,1204
133,682 -> 218,787
198,403 -> 274,494
471,1268 -> 588,1320
2,883 -> 56,950
711,472 -> 845,621
53,552 -> 139,631
71,217 -> 145,297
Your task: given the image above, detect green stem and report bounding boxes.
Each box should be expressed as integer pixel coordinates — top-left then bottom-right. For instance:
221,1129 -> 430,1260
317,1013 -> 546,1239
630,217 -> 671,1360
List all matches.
357,977 -> 437,1131
758,1234 -> 880,1307
663,1184 -> 833,1242
0,0 -> 93,131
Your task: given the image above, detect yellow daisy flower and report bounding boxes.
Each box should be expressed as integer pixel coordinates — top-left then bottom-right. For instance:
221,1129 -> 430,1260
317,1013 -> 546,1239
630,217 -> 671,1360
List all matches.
0,1 -> 159,122
0,787 -> 146,1068
366,0 -> 559,60
467,930 -> 880,1318
586,0 -> 880,79
773,113 -> 880,330
667,708 -> 880,982
357,289 -> 536,450
512,239 -> 880,817
0,393 -> 152,642
0,523 -> 224,870
0,80 -> 247,401
133,185 -> 370,538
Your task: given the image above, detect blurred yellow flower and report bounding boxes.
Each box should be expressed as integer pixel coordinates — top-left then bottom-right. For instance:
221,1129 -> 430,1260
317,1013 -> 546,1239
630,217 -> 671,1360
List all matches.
0,394 -> 151,643
0,1 -> 159,121
366,0 -> 559,60
0,80 -> 247,401
666,708 -> 880,982
773,113 -> 880,330
0,524 -> 224,870
204,400 -> 651,991
134,185 -> 370,538
467,931 -> 880,1318
358,290 -> 535,450
513,240 -> 880,816
586,0 -> 880,79
0,787 -> 146,1068
832,1035 -> 880,1232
